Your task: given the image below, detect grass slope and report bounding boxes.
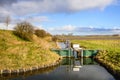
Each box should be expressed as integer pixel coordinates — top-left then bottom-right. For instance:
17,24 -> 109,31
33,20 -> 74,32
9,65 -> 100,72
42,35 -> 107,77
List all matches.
72,40 -> 120,72
0,30 -> 60,70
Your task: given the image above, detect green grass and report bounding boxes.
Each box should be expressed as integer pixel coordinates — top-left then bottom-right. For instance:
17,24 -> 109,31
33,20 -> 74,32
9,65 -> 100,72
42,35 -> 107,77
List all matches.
72,40 -> 120,71
0,30 -> 60,70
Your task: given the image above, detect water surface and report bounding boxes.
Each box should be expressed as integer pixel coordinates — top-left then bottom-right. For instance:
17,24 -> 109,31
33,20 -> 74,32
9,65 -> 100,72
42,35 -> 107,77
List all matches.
0,42 -> 116,80
0,58 -> 115,80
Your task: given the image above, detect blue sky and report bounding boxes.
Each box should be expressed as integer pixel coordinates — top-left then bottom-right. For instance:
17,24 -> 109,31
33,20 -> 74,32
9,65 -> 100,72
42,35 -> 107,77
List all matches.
0,0 -> 120,35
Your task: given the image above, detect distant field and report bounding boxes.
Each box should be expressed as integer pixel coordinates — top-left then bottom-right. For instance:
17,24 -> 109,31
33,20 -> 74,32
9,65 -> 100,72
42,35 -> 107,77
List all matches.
57,35 -> 120,40
71,39 -> 120,73
71,40 -> 120,51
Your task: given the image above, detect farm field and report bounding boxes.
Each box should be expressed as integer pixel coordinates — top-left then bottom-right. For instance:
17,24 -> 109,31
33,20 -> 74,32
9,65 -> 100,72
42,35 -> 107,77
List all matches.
56,35 -> 120,40
71,40 -> 120,74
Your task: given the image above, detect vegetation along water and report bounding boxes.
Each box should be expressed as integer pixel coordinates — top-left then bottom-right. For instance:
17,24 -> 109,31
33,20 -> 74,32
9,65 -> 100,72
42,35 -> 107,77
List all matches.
71,40 -> 120,79
0,22 -> 61,73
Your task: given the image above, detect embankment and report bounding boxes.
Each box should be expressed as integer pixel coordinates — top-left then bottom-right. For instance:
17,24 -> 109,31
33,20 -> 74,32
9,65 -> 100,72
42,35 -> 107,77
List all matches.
0,30 -> 62,74
71,40 -> 120,79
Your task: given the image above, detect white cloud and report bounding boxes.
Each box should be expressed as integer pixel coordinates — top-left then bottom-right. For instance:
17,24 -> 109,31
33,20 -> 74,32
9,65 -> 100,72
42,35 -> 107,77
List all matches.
0,23 -> 6,29
112,27 -> 120,33
8,15 -> 50,24
0,22 -> 45,30
61,25 -> 76,31
112,26 -> 120,29
67,0 -> 115,11
88,25 -> 94,29
12,0 -> 115,14
0,23 -> 15,30
0,0 -> 116,17
34,25 -> 45,30
25,16 -> 49,23
48,25 -> 76,32
0,0 -> 117,28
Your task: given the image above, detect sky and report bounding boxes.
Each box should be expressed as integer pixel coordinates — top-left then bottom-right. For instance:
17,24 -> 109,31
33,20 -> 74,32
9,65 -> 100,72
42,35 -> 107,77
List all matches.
0,0 -> 120,35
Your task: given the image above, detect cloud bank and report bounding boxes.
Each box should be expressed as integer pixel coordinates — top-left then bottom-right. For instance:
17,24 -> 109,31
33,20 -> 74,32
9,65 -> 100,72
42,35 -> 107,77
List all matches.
50,25 -> 76,32
0,0 -> 116,22
48,25 -> 120,35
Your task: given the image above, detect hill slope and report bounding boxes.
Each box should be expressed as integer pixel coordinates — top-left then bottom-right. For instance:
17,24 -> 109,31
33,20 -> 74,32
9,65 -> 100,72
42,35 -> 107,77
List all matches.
0,30 -> 60,70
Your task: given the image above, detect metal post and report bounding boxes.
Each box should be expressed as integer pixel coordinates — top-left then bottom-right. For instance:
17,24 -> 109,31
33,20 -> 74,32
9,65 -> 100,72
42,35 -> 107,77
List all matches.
81,57 -> 83,66
81,49 -> 83,58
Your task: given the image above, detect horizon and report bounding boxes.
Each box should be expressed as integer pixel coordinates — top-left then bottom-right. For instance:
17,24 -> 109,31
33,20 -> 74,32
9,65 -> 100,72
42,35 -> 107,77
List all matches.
0,0 -> 120,35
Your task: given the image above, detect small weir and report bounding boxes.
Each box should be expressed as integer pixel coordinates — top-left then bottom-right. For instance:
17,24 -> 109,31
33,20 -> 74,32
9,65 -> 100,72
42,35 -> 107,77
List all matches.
0,42 -> 116,80
52,42 -> 99,58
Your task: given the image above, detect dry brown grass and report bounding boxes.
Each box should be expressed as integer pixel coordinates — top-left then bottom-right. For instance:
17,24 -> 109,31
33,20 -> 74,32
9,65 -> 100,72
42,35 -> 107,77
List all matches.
0,30 -> 60,70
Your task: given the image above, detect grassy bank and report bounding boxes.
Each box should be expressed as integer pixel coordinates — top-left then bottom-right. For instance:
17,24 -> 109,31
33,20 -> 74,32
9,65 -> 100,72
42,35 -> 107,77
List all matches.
71,40 -> 120,74
0,30 -> 60,70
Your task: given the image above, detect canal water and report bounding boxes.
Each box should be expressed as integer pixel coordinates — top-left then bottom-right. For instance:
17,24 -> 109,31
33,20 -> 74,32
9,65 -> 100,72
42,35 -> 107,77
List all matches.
0,58 -> 115,80
0,42 -> 116,80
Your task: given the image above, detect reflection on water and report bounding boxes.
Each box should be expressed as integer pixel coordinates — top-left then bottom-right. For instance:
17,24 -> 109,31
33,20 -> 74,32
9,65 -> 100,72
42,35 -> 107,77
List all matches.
0,58 -> 115,80
58,42 -> 66,49
0,65 -> 59,80
61,58 -> 98,65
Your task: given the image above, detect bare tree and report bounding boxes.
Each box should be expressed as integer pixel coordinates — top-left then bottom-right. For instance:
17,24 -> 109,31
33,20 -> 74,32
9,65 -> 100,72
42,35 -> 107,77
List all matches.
5,15 -> 10,30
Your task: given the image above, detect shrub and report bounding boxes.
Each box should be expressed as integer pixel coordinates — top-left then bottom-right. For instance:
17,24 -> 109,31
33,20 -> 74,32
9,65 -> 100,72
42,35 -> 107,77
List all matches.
52,36 -> 58,42
14,22 -> 34,41
35,29 -> 51,38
